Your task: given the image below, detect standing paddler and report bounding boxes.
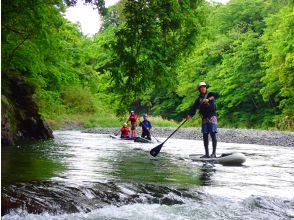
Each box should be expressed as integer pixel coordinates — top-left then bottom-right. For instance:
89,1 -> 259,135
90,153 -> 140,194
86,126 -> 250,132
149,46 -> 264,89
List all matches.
139,113 -> 152,140
127,110 -> 138,139
186,82 -> 220,158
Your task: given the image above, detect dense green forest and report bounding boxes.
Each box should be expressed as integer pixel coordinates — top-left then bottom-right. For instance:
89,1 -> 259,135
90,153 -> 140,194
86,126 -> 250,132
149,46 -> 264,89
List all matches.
2,0 -> 293,133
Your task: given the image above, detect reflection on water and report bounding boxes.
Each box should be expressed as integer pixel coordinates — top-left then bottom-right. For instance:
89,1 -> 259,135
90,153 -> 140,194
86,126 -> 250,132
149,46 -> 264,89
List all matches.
2,130 -> 294,219
198,165 -> 215,186
113,151 -> 201,185
1,141 -> 65,186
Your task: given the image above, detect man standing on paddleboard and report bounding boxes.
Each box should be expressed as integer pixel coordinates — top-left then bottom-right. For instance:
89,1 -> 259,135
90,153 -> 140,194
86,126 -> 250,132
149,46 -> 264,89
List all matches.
139,113 -> 152,140
128,110 -> 138,139
186,82 -> 220,158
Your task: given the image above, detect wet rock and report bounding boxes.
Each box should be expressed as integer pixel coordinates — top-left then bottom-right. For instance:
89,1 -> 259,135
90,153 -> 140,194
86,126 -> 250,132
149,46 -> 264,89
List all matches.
1,96 -> 15,146
1,74 -> 53,146
1,181 -> 201,216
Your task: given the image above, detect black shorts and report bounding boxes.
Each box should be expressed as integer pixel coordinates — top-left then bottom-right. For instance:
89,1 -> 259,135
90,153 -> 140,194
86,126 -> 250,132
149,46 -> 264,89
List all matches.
131,125 -> 136,130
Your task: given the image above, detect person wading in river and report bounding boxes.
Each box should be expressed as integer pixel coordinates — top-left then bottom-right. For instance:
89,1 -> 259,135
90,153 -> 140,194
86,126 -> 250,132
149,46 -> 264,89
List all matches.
186,82 -> 220,158
139,113 -> 152,140
127,111 -> 138,139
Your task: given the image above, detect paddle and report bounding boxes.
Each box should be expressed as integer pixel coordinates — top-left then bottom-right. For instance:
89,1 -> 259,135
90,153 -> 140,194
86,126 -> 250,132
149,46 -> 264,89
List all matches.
139,120 -> 160,143
150,119 -> 187,157
114,129 -> 120,136
150,132 -> 160,143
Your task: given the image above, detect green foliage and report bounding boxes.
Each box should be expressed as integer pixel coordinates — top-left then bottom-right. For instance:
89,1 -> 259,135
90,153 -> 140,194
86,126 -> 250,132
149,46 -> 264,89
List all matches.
2,0 -> 293,131
2,0 -> 64,75
108,0 -> 205,111
171,0 -> 293,130
1,0 -> 116,129
260,6 -> 294,129
63,0 -> 107,15
151,90 -> 184,121
37,90 -> 65,118
61,86 -> 96,113
147,116 -> 178,127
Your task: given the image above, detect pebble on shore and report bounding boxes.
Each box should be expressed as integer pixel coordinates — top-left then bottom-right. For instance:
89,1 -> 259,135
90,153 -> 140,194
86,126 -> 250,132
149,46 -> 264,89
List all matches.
83,127 -> 294,147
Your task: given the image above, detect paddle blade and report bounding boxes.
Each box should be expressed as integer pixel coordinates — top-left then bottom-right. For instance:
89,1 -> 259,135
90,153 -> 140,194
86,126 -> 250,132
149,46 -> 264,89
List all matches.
150,143 -> 163,157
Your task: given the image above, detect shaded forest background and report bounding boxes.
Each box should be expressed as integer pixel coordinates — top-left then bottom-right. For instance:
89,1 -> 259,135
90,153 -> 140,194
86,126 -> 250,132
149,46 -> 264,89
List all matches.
2,0 -> 293,132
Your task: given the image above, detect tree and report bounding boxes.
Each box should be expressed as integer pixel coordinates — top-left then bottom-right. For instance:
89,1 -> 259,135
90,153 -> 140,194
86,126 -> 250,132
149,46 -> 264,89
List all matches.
108,0 -> 204,113
261,6 -> 294,129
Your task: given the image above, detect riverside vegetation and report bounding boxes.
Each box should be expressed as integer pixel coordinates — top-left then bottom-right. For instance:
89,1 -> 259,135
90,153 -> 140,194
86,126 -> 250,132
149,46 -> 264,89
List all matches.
1,0 -> 293,145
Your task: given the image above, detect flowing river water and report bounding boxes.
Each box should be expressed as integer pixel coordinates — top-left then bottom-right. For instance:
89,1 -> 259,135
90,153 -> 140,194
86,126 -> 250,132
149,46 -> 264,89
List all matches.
2,130 -> 294,219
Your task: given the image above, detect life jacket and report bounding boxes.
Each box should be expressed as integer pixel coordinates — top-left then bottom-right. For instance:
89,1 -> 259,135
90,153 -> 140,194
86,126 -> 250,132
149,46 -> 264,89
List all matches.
121,127 -> 130,137
199,92 -> 216,118
128,114 -> 138,125
141,120 -> 151,131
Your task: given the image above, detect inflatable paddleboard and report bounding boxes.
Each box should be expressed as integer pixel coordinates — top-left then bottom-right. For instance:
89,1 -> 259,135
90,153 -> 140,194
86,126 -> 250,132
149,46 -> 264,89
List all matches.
189,153 -> 246,166
109,135 -> 134,140
110,134 -> 119,139
134,137 -> 152,143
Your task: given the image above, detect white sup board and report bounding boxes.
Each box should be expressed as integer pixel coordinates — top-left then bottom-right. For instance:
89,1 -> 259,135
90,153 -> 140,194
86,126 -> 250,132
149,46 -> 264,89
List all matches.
189,153 -> 246,165
110,134 -> 119,139
109,135 -> 134,140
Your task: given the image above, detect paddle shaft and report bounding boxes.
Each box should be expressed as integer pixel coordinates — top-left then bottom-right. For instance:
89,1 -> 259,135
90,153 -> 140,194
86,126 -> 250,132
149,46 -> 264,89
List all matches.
150,119 -> 188,157
161,119 -> 187,145
114,129 -> 120,136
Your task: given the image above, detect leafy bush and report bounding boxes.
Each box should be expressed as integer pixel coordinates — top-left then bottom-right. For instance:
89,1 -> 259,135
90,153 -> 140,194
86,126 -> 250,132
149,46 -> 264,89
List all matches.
61,86 -> 96,113
37,90 -> 66,118
147,116 -> 178,127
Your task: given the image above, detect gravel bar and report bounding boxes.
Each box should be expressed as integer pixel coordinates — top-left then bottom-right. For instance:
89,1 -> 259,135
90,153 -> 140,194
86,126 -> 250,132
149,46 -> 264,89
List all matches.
83,127 -> 294,147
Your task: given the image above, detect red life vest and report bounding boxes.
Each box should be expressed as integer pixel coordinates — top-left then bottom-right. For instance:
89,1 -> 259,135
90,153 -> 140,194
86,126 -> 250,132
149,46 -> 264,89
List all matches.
121,127 -> 130,137
128,114 -> 138,125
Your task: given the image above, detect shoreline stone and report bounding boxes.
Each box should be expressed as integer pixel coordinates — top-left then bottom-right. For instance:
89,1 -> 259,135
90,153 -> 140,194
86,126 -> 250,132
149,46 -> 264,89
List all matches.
83,127 -> 294,147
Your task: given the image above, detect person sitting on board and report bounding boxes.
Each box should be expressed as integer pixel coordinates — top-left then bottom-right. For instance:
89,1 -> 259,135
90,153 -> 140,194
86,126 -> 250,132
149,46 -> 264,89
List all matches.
186,82 -> 220,158
139,113 -> 152,140
120,123 -> 130,139
127,110 -> 138,139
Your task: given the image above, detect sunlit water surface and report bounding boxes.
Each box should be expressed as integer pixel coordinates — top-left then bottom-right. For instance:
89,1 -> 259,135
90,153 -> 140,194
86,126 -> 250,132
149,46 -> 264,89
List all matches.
2,130 -> 294,219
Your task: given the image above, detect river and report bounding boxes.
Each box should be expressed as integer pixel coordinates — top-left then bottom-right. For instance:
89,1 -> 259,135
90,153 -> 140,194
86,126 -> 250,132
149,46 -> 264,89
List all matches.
2,130 -> 294,219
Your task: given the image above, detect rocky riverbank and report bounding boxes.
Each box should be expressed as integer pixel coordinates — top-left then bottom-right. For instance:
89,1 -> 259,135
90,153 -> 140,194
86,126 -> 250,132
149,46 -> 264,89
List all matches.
83,127 -> 294,147
1,74 -> 53,146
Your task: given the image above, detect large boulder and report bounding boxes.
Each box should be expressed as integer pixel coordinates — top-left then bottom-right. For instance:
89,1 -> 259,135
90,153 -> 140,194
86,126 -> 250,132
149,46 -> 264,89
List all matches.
1,73 -> 53,146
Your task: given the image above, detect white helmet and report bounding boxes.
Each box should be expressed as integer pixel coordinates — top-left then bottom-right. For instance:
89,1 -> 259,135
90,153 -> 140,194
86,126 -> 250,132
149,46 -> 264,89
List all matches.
198,82 -> 207,88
